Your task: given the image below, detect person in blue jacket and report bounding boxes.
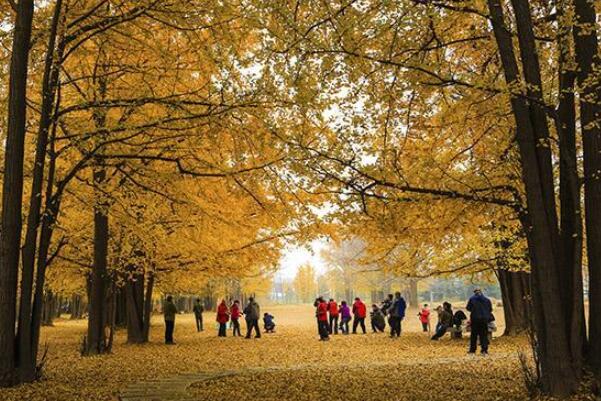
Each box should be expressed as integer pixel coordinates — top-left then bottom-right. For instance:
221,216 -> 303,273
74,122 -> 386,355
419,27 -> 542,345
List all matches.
389,291 -> 407,337
466,288 -> 493,354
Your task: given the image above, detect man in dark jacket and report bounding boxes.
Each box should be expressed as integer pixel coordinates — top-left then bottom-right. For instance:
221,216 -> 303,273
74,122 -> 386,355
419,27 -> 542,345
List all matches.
244,297 -> 261,339
193,298 -> 204,332
163,295 -> 178,344
466,289 -> 493,354
381,294 -> 394,329
389,292 -> 407,337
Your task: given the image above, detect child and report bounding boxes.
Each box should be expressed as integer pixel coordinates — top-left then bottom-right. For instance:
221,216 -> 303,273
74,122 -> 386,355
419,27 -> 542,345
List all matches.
339,300 -> 352,334
263,312 -> 275,333
418,304 -> 431,333
370,304 -> 386,333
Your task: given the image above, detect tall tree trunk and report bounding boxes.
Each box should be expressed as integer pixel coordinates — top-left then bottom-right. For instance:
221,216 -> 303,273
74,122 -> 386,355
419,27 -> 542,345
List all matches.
41,291 -> 56,327
70,295 -> 86,320
84,167 -> 110,355
30,137 -> 61,364
142,272 -> 154,341
408,279 -> 418,308
0,0 -> 35,387
17,0 -> 64,382
126,270 -> 145,343
572,0 -> 601,372
487,0 -> 579,395
115,286 -> 127,328
556,0 -> 586,371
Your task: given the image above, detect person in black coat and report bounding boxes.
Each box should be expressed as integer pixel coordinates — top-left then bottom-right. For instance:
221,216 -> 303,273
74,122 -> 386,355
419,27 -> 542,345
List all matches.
466,288 -> 493,354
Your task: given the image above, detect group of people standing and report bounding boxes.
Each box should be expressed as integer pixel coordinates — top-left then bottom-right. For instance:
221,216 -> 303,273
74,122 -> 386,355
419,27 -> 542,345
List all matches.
314,292 -> 408,341
162,296 -> 273,344
164,288 -> 494,354
214,297 -> 275,338
313,289 -> 493,354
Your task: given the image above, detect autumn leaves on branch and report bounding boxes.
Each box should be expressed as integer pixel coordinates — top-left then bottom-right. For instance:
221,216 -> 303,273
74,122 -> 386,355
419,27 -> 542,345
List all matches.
1,0 -> 601,398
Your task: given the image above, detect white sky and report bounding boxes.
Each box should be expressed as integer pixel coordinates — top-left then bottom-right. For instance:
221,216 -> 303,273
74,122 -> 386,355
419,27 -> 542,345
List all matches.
276,239 -> 329,280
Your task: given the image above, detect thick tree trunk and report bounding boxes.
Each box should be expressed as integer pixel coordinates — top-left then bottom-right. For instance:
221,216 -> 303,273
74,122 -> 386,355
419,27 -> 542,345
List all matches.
487,0 -> 579,395
556,2 -> 587,371
84,168 -> 110,355
572,0 -> 601,372
497,270 -> 530,335
408,279 -> 418,308
0,0 -> 35,387
126,271 -> 145,343
41,291 -> 57,327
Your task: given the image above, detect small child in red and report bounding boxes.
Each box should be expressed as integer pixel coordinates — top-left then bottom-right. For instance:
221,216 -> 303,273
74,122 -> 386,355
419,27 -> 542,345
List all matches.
418,304 -> 431,333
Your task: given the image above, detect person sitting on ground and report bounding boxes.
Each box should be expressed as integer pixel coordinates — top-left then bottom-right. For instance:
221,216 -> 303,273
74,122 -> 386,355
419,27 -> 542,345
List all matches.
352,297 -> 367,334
452,309 -> 468,338
193,298 -> 204,332
370,304 -> 386,333
263,312 -> 276,333
339,300 -> 352,334
163,295 -> 178,345
418,304 -> 431,333
216,299 -> 230,337
431,302 -> 453,340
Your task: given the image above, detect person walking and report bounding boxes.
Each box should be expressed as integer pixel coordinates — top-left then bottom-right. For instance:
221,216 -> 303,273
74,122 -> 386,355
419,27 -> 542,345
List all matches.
418,304 -> 431,333
231,300 -> 242,337
216,299 -> 230,337
244,297 -> 261,339
193,298 -> 204,332
327,298 -> 339,334
339,300 -> 352,334
467,289 -> 493,354
163,295 -> 178,344
316,297 -> 330,341
389,292 -> 407,337
352,297 -> 367,334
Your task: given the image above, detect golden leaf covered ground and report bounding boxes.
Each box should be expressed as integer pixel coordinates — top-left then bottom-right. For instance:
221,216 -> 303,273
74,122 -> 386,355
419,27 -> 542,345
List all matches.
0,304 -> 591,401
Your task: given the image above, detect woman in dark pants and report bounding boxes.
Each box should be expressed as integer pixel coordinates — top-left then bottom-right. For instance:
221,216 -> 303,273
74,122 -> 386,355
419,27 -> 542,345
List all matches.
216,299 -> 230,337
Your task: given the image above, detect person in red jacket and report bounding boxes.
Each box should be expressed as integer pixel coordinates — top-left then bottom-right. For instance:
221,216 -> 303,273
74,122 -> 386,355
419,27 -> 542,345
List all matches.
327,298 -> 339,334
216,299 -> 230,337
230,300 -> 242,337
352,297 -> 367,334
418,303 -> 431,333
316,296 -> 330,341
